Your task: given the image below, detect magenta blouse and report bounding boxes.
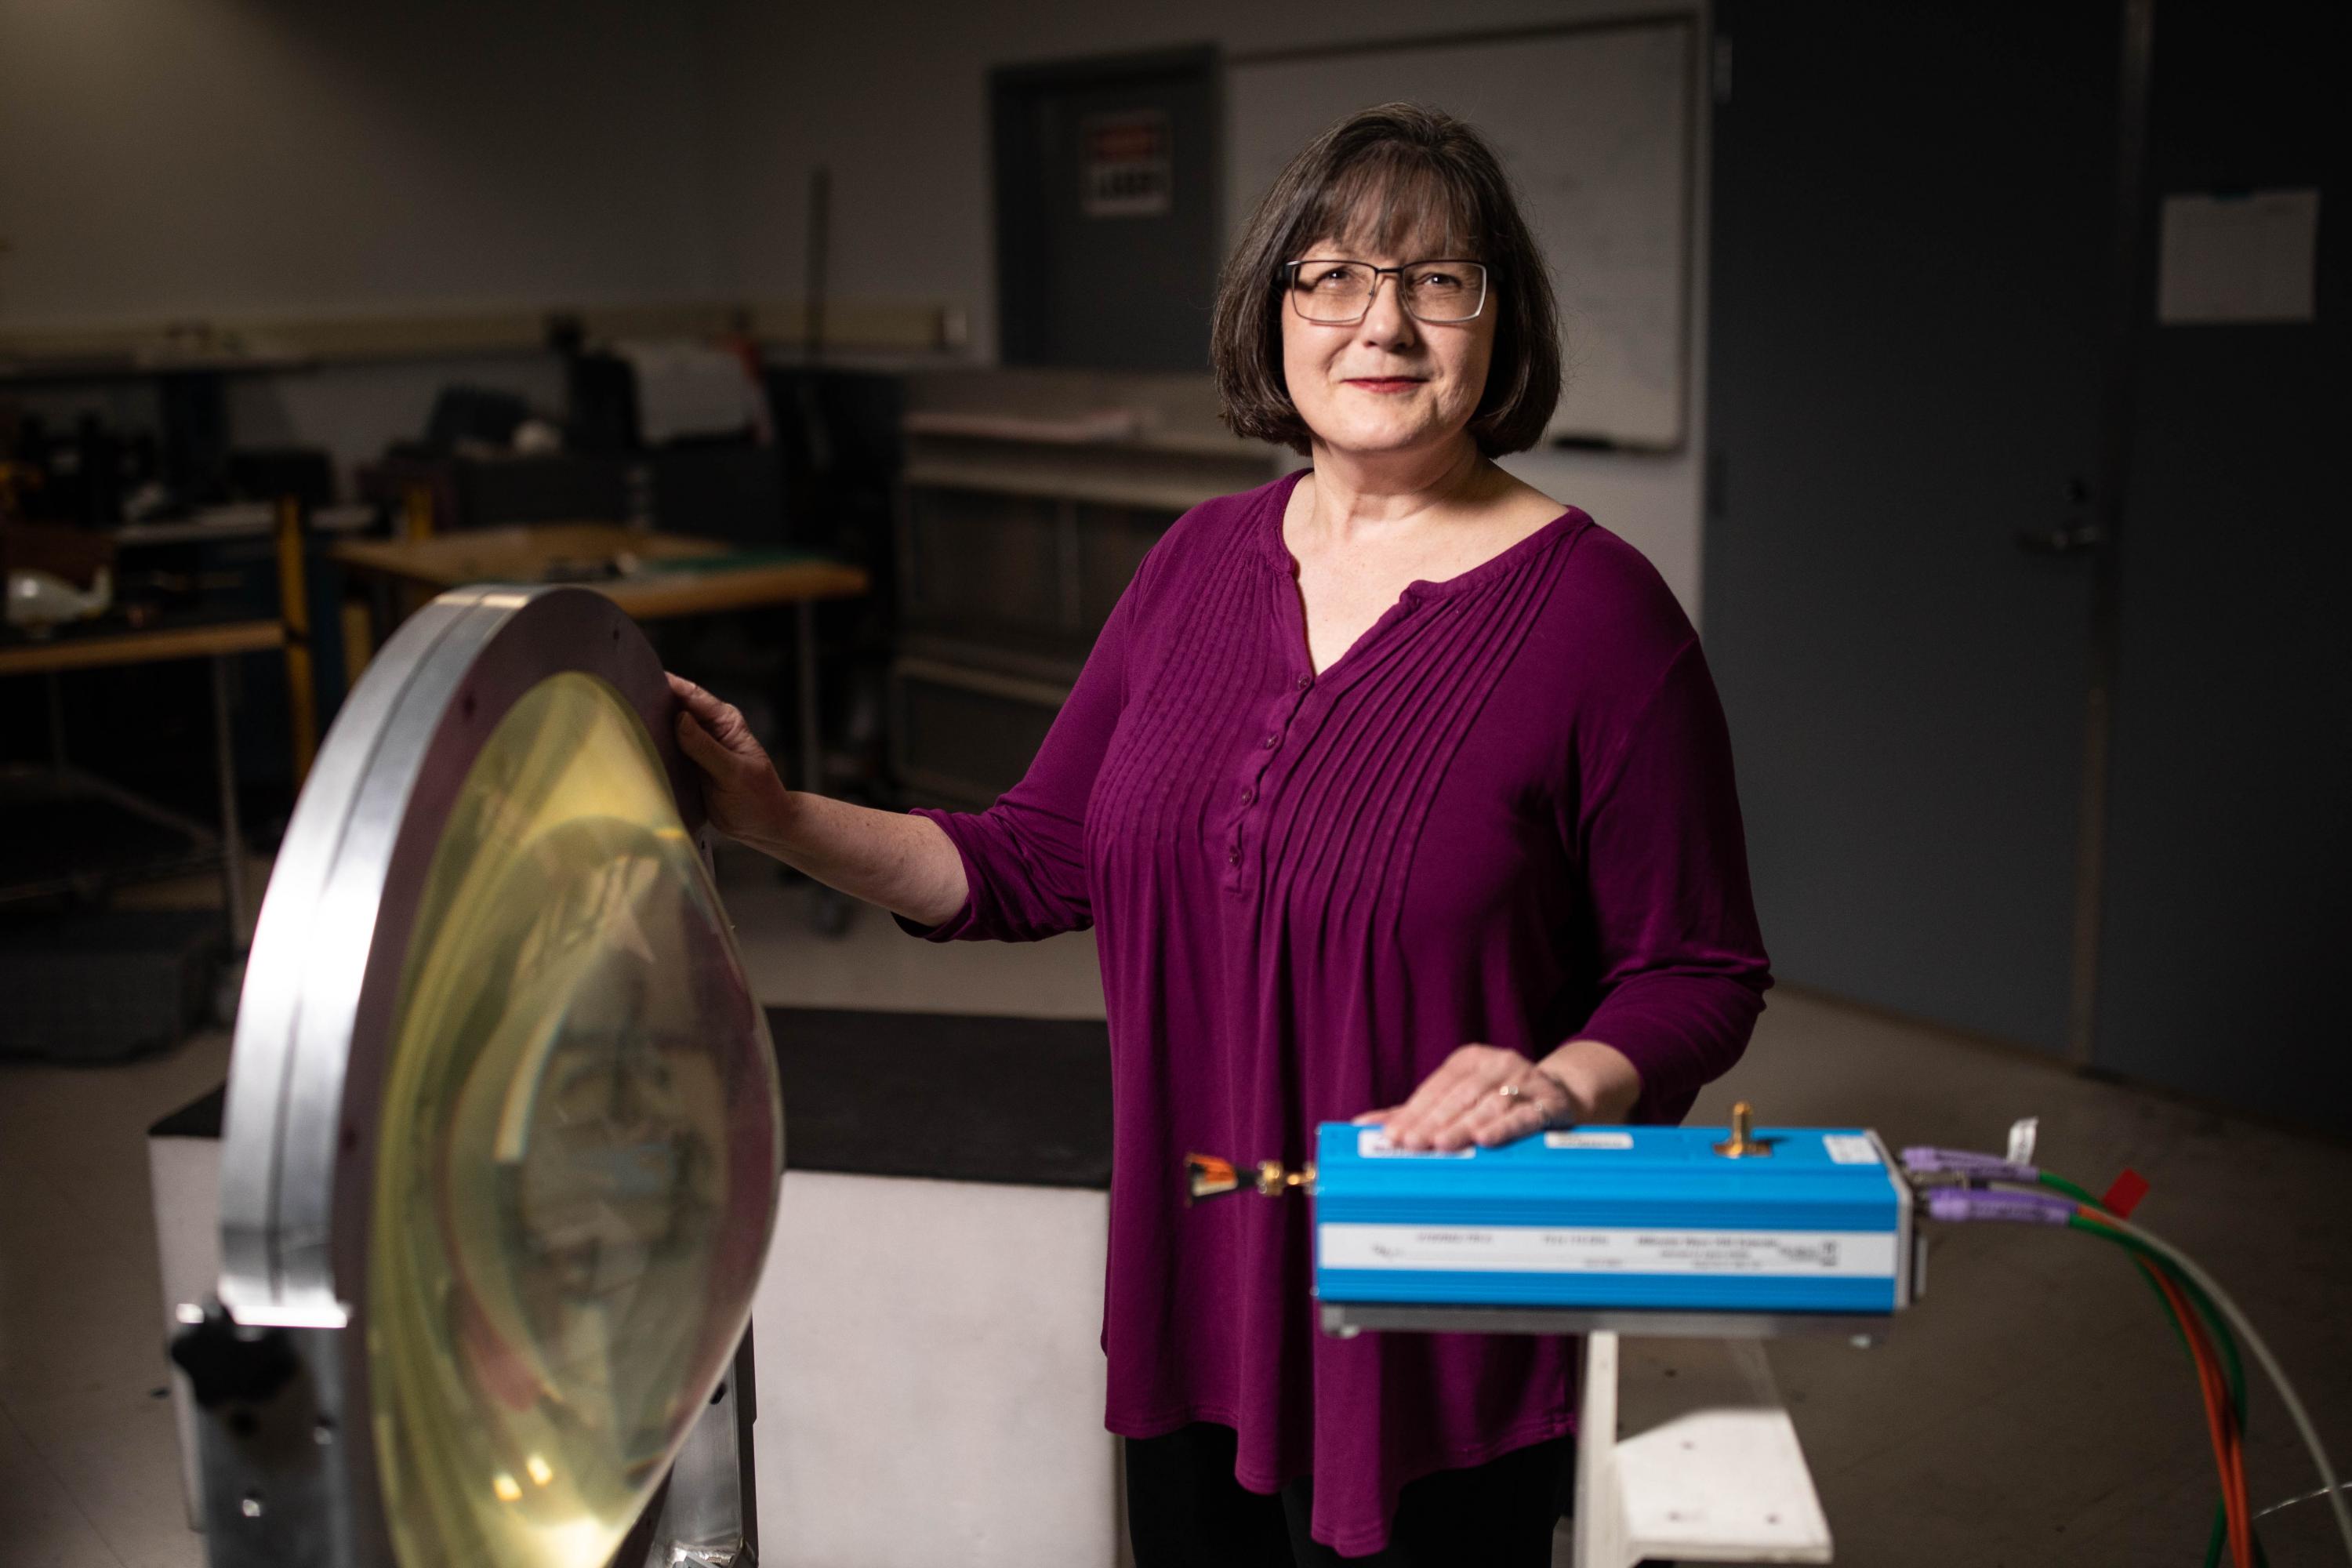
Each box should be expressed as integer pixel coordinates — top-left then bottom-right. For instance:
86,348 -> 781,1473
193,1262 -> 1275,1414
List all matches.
905,469 -> 1771,1555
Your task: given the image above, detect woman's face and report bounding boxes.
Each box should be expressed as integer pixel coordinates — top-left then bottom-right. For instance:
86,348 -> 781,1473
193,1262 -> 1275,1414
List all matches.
1279,234 -> 1496,463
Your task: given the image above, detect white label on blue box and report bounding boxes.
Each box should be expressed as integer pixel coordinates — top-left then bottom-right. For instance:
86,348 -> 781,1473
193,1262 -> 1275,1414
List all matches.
1357,1131 -> 1476,1159
1544,1131 -> 1635,1150
1320,1224 -> 1899,1277
1820,1134 -> 1880,1165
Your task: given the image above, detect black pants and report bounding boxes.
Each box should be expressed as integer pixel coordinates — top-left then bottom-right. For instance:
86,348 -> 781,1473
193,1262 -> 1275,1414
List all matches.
1123,1421 -> 1570,1567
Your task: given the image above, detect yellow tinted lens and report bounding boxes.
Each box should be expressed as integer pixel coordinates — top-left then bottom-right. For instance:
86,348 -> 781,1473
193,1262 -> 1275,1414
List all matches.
368,672 -> 780,1568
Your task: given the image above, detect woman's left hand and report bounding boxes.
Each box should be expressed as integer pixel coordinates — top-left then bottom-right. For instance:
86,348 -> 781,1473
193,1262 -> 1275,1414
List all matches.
1355,1044 -> 1585,1152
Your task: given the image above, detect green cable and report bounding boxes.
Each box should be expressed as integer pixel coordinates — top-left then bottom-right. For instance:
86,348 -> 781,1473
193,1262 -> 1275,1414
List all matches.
2064,1214 -> 2248,1417
2066,1220 -> 2267,1568
2095,1228 -> 2232,1568
2034,1176 -> 2249,1414
2038,1176 -> 2263,1566
2035,1171 -> 2099,1207
2030,1179 -> 2238,1384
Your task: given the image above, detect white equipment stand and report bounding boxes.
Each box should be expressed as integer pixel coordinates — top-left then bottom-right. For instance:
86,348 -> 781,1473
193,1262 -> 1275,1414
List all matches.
1574,1332 -> 1834,1567
1324,1303 -> 1866,1567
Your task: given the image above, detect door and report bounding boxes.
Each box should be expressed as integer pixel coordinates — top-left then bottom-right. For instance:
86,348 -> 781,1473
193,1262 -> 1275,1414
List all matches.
1703,2 -> 2120,1052
993,46 -> 1221,372
2092,0 -> 2349,1121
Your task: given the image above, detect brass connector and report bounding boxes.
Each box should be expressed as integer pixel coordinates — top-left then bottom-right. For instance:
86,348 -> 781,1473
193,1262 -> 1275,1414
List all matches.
1255,1160 -> 1316,1198
1185,1153 -> 1315,1203
1713,1101 -> 1777,1159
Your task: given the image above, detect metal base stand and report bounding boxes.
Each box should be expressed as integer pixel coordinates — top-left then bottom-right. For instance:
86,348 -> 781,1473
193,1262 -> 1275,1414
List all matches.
1572,1332 -> 1832,1566
1319,1303 -> 1854,1566
631,1333 -> 760,1567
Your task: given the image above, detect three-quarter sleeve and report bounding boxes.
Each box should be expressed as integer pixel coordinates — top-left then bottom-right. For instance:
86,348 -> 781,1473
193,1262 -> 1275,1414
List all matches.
899,572 -> 1142,944
1567,636 -> 1773,1121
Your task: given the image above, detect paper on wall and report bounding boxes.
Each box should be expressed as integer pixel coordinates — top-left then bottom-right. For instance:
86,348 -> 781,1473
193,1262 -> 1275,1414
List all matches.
2157,189 -> 2320,325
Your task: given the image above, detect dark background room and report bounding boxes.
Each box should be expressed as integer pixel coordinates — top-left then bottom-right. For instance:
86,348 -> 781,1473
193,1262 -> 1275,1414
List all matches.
0,1 -> 2343,1565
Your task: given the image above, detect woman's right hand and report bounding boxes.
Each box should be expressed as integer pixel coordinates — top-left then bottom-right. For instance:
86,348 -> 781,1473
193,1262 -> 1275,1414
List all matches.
667,673 -> 793,850
666,671 -> 969,925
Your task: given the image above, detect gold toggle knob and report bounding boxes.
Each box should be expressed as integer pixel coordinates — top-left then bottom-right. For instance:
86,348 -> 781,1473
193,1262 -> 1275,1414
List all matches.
1713,1101 -> 1777,1159
1255,1160 -> 1317,1198
1184,1153 -> 1315,1203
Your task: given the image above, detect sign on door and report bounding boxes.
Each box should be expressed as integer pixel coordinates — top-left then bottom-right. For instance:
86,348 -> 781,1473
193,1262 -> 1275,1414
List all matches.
1081,111 -> 1172,218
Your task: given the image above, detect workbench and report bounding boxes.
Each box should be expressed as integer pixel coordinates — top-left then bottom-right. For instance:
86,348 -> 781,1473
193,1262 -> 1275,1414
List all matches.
331,523 -> 870,797
0,616 -> 284,942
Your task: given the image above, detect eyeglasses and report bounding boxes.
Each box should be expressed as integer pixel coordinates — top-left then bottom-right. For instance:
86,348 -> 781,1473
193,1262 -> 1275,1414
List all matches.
1281,259 -> 1490,325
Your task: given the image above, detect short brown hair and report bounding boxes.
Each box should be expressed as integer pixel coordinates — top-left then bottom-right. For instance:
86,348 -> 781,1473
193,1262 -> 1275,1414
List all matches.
1212,103 -> 1562,457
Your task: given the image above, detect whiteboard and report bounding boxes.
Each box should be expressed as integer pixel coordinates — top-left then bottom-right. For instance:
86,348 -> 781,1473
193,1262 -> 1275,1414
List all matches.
1229,20 -> 1693,450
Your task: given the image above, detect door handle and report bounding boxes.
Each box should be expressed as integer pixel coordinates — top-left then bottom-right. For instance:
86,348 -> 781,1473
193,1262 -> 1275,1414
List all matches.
2015,524 -> 2105,555
2020,477 -> 2103,556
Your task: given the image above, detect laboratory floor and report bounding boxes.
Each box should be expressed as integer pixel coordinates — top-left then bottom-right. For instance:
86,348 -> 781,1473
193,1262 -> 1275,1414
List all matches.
2,858 -> 2346,1566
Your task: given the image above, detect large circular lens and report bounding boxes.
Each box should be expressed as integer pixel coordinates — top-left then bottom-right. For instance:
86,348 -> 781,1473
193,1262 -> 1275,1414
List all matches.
367,672 -> 780,1568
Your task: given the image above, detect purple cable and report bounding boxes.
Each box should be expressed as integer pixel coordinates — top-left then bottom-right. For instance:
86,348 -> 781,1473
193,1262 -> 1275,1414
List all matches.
1923,1188 -> 2078,1225
1900,1146 -> 2042,1183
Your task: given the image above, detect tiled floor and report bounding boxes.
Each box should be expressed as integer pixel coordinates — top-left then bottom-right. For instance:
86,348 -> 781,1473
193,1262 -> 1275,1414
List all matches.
2,854 -> 2347,1566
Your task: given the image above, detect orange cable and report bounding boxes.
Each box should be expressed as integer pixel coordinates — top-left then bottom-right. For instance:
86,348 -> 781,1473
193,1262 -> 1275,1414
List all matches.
2169,1269 -> 2242,1568
2074,1205 -> 2251,1568
2140,1237 -> 2252,1568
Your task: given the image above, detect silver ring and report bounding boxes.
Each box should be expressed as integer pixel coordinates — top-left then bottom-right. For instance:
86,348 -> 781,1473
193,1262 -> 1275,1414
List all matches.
1495,1082 -> 1524,1102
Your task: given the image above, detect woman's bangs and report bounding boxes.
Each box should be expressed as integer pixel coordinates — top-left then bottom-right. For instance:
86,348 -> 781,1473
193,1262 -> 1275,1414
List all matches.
1300,154 -> 1483,263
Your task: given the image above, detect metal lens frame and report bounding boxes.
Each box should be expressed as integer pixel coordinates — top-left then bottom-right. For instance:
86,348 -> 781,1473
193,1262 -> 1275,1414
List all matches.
199,585 -> 779,1567
1283,259 -> 1490,325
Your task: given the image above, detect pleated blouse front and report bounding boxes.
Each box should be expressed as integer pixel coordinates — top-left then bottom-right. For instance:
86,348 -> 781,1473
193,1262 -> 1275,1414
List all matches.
907,468 -> 1771,1556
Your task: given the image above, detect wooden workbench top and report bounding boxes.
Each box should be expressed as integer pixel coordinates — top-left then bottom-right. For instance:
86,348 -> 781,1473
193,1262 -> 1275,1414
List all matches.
0,618 -> 285,677
331,524 -> 871,620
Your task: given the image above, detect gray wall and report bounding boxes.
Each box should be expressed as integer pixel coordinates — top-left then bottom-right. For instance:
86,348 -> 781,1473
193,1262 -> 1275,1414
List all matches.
0,0 -> 721,325
0,0 -> 725,486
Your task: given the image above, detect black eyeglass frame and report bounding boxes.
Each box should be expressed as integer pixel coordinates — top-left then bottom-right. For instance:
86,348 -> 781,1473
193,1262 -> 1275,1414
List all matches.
1279,259 -> 1491,325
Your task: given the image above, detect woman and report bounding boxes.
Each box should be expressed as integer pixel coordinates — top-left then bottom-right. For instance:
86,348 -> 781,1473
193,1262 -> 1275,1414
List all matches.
671,103 -> 1769,1565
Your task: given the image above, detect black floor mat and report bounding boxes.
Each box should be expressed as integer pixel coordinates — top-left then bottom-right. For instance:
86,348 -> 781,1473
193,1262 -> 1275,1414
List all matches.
766,1006 -> 1112,1189
145,1007 -> 1119,1192
0,907 -> 223,1062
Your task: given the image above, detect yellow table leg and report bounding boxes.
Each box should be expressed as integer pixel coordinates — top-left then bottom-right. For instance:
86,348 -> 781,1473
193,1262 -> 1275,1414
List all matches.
274,496 -> 318,786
